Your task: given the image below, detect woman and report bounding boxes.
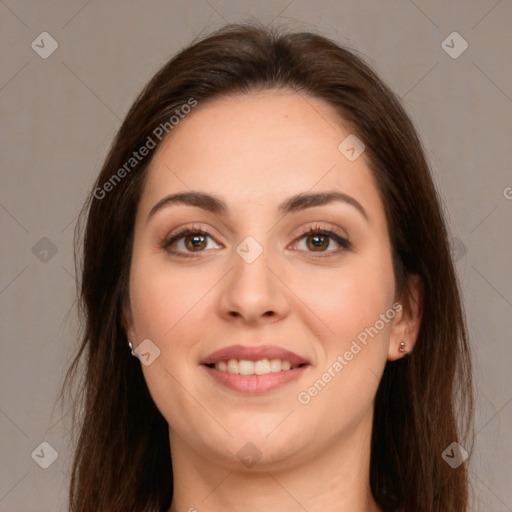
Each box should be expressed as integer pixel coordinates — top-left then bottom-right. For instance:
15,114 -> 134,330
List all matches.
62,22 -> 474,512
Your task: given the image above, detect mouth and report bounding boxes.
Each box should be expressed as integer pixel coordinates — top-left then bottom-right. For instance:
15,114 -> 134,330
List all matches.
200,345 -> 311,394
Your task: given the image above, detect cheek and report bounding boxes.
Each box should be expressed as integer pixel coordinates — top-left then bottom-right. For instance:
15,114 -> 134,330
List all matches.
290,252 -> 395,422
128,262 -> 213,425
291,251 -> 396,347
128,256 -> 212,340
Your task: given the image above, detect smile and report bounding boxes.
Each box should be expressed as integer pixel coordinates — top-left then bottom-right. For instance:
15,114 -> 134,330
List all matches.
200,344 -> 311,393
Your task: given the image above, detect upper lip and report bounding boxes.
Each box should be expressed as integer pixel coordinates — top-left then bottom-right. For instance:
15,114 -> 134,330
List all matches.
200,344 -> 310,366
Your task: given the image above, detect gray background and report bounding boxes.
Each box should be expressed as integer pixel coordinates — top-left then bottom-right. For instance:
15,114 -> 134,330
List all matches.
1,1 -> 511,510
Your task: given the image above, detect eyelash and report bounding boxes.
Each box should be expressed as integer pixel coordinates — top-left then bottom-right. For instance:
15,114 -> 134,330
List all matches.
161,223 -> 351,259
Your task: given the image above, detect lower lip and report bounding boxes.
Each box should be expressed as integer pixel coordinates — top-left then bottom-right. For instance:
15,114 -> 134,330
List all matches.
202,364 -> 309,393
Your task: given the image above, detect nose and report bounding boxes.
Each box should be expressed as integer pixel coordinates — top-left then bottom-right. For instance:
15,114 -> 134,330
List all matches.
217,240 -> 290,326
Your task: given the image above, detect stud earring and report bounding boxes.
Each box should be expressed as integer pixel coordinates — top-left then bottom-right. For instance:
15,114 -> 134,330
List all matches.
127,339 -> 136,357
399,341 -> 406,353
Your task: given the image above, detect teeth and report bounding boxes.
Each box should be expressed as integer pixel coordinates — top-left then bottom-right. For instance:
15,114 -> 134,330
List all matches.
270,359 -> 282,373
254,359 -> 271,375
238,360 -> 254,375
214,358 -> 300,374
227,359 -> 239,374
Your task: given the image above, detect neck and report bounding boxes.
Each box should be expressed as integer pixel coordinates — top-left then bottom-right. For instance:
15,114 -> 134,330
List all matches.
167,413 -> 380,512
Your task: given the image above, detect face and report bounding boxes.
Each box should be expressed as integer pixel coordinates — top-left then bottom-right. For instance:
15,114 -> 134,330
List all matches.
124,90 -> 409,470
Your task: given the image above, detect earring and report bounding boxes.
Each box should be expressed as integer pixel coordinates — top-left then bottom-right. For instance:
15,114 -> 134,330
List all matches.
127,339 -> 136,356
399,341 -> 406,353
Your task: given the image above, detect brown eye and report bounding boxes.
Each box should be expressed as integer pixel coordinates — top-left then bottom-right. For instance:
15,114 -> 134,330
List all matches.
306,233 -> 330,251
162,227 -> 221,258
293,226 -> 351,256
183,233 -> 208,251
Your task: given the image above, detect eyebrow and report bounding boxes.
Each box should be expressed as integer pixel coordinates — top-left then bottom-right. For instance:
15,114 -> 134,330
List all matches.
147,190 -> 368,223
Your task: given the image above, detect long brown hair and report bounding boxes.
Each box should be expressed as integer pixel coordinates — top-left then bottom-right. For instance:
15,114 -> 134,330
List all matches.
61,21 -> 474,512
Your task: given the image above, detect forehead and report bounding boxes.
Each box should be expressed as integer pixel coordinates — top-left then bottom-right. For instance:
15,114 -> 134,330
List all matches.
138,90 -> 384,223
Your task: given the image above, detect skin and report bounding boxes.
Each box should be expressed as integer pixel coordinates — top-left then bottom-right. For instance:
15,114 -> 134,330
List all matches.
123,90 -> 423,512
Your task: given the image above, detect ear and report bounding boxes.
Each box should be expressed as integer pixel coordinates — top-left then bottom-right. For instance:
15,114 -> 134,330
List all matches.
122,299 -> 137,343
388,273 -> 423,361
